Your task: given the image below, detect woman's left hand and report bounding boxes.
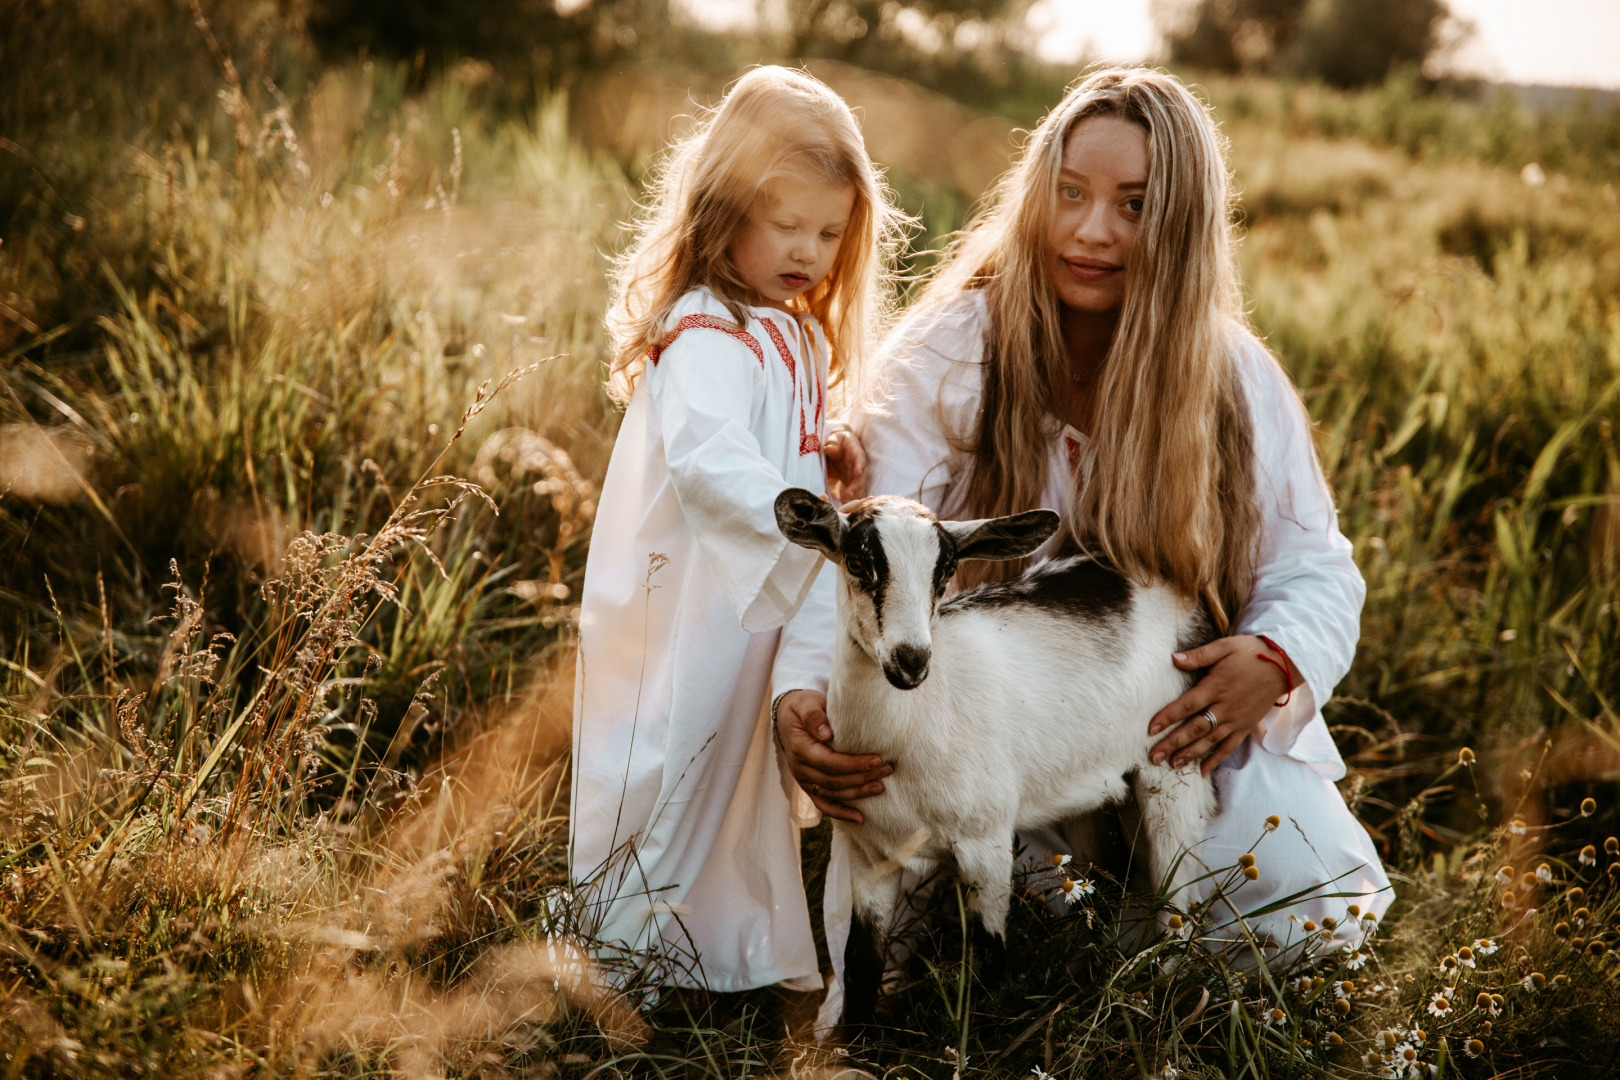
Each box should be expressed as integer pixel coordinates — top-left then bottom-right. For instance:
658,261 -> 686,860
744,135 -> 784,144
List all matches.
823,423 -> 868,503
1147,635 -> 1296,776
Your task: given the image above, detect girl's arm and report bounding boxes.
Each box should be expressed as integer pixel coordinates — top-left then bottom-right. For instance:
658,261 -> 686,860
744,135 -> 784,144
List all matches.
649,326 -> 824,632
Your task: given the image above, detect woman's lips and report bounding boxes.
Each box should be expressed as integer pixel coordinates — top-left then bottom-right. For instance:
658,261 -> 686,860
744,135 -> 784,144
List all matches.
1063,258 -> 1120,282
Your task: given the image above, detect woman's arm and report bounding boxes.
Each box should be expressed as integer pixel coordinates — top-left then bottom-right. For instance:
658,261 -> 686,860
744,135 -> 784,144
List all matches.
1147,335 -> 1364,773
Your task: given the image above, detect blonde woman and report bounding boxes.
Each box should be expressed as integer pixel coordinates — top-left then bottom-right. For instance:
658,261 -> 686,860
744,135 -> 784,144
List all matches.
777,68 -> 1391,1011
571,65 -> 902,994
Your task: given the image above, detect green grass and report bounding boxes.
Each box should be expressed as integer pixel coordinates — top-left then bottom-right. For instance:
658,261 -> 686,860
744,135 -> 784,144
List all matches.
2,7 -> 1619,1077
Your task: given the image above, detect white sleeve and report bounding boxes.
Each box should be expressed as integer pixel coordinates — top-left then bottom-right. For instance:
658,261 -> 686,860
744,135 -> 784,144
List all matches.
770,562 -> 835,697
648,327 -> 824,633
851,299 -> 987,515
1232,339 -> 1366,759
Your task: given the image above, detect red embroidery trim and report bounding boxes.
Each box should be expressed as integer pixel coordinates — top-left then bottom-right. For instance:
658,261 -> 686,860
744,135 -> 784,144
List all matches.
1256,633 -> 1294,707
647,314 -> 763,367
759,315 -> 824,457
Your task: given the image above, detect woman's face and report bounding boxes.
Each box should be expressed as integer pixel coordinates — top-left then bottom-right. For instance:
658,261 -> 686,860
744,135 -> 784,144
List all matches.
1045,115 -> 1149,317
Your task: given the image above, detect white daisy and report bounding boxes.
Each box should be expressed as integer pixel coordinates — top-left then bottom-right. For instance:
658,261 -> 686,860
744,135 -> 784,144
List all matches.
1473,938 -> 1498,956
1536,863 -> 1553,884
1345,948 -> 1370,970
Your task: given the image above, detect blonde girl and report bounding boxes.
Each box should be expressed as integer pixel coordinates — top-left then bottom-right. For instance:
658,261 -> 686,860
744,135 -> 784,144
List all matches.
570,66 -> 904,994
779,68 -> 1390,1017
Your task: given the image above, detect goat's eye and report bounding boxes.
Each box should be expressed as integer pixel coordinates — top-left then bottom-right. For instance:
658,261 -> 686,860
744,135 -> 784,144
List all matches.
844,553 -> 868,578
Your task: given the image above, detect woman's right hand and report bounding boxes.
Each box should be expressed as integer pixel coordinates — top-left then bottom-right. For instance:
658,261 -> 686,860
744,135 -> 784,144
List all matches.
775,689 -> 891,824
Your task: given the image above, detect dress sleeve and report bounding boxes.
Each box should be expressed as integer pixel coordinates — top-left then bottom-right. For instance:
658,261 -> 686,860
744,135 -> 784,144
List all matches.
851,297 -> 988,515
1231,335 -> 1366,760
648,324 -> 825,633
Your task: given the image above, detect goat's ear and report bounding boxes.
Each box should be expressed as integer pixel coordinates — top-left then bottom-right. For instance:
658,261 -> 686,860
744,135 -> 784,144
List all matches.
775,487 -> 844,557
942,509 -> 1061,562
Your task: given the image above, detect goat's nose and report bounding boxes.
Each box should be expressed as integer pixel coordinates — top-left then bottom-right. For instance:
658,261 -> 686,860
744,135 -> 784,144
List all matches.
884,643 -> 930,690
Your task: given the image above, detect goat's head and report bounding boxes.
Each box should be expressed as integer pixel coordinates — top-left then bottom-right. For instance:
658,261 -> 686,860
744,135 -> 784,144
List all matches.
775,489 -> 1060,690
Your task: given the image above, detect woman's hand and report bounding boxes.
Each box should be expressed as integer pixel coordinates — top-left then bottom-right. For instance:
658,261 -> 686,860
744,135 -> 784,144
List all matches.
823,424 -> 868,504
775,689 -> 891,823
1147,635 -> 1296,776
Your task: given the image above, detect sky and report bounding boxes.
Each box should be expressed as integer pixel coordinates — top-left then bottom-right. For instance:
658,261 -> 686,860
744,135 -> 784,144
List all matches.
679,0 -> 1620,91
1023,0 -> 1620,90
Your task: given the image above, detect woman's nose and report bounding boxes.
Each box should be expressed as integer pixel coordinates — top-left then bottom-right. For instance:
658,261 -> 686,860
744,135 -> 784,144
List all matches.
1074,204 -> 1112,246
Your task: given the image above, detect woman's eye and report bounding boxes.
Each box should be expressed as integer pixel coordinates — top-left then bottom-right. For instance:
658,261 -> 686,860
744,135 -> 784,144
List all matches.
1061,185 -> 1081,199
1126,197 -> 1144,213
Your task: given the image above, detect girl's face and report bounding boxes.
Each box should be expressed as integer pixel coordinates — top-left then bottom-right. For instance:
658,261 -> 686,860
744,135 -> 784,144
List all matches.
1045,115 -> 1149,317
729,172 -> 856,311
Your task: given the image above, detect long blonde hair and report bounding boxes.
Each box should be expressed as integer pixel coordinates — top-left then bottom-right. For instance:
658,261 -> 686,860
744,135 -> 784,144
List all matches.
923,67 -> 1261,625
606,66 -> 907,406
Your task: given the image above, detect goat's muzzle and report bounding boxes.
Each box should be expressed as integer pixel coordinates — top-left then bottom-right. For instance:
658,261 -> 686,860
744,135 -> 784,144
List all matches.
883,643 -> 930,690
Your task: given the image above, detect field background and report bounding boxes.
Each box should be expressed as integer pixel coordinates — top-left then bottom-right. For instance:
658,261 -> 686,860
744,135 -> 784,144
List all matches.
2,1 -> 1620,1076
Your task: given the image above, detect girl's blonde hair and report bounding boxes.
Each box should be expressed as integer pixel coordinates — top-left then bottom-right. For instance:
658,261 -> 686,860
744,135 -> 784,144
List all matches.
606,66 -> 907,406
922,67 -> 1262,626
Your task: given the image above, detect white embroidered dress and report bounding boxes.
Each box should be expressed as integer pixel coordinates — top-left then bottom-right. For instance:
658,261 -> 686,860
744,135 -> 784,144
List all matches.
571,286 -> 833,993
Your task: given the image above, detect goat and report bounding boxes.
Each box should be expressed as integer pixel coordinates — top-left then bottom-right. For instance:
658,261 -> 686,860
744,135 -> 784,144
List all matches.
775,489 -> 1217,1020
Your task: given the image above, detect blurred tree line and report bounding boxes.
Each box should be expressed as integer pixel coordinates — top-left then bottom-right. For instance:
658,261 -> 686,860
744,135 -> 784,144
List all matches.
1161,0 -> 1453,87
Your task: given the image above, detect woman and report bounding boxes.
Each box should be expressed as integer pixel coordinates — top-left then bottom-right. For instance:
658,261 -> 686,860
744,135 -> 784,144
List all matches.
775,67 -> 1391,1015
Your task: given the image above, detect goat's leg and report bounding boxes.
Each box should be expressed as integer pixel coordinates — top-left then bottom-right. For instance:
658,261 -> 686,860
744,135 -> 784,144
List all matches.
1132,765 -> 1217,921
952,835 -> 1015,939
842,839 -> 899,1032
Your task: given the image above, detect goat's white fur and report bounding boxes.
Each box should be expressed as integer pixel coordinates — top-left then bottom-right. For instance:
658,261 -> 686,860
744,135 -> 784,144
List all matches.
777,491 -> 1217,941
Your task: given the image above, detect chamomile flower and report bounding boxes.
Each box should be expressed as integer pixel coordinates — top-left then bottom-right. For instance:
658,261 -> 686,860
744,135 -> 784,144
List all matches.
1580,845 -> 1597,868
1265,814 -> 1281,831
1457,945 -> 1476,968
1426,993 -> 1453,1018
1508,818 -> 1528,836
1581,797 -> 1597,817
1264,1007 -> 1287,1027
1050,853 -> 1071,869
1438,954 -> 1458,975
1344,947 -> 1371,970
1536,863 -> 1553,884
1464,1038 -> 1485,1059
1060,875 -> 1094,904
1521,972 -> 1546,992
1473,937 -> 1499,956
1495,865 -> 1515,886
1361,911 -> 1381,937
1334,979 -> 1356,999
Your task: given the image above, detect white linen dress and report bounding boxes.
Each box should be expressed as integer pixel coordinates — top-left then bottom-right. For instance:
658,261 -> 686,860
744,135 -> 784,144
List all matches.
816,290 -> 1392,1028
570,286 -> 833,993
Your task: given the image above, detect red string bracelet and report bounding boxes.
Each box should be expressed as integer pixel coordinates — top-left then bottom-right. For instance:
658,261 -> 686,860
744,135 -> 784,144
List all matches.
1255,634 -> 1294,708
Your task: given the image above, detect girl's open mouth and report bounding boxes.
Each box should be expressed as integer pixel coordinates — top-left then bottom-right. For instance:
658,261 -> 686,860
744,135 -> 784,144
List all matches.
780,273 -> 810,288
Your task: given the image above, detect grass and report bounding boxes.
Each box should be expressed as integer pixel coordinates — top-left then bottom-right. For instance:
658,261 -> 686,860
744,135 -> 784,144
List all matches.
2,6 -> 1619,1076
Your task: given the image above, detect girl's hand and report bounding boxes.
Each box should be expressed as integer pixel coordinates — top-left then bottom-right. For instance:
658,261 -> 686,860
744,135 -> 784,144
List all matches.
1146,635 -> 1296,776
823,424 -> 868,503
776,689 -> 891,823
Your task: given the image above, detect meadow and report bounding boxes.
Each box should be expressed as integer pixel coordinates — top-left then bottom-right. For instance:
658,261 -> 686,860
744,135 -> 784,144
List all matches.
2,5 -> 1619,1077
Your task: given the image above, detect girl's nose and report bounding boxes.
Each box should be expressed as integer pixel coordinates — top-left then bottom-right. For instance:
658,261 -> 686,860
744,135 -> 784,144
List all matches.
1074,204 -> 1112,246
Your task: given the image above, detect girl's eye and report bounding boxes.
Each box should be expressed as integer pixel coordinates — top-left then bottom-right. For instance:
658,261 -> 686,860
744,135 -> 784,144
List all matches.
1126,197 -> 1144,214
1061,185 -> 1081,199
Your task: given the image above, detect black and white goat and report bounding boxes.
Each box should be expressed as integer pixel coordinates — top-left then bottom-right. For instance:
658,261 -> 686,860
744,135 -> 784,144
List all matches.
776,489 -> 1217,1014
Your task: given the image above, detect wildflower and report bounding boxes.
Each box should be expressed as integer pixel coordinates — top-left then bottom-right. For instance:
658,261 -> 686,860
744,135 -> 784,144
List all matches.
1457,945 -> 1475,968
1243,864 -> 1260,881
1464,1038 -> 1485,1059
1362,911 -> 1380,936
1334,996 -> 1352,1016
1411,1028 -> 1426,1046
1589,939 -> 1608,957
1156,1067 -> 1180,1080
1580,845 -> 1597,867
1050,853 -> 1071,869
1304,920 -> 1318,933
1508,818 -> 1527,836
1555,921 -> 1572,938
1326,1032 -> 1344,1046
1458,747 -> 1476,766
1265,814 -> 1281,831
1582,797 -> 1597,817
1491,993 -> 1505,1010
1061,876 -> 1094,903
1536,863 -> 1553,884
1521,971 -> 1546,991
1345,947 -> 1370,970
1473,937 -> 1498,956
1480,1019 -> 1494,1035
1347,903 -> 1362,917
1438,955 -> 1458,975
1553,973 -> 1570,989
1475,991 -> 1492,1010
1264,1007 -> 1287,1027
1335,979 -> 1356,998
1238,852 -> 1256,868
1311,975 -> 1326,991
1321,915 -> 1338,931
1030,1069 -> 1054,1080
1607,836 -> 1620,856
1520,870 -> 1538,890
1495,865 -> 1514,886
1289,975 -> 1312,995
1574,906 -> 1590,927
1167,913 -> 1184,930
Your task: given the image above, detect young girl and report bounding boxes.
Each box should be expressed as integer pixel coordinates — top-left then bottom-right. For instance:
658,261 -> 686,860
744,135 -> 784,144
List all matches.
570,66 -> 903,995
